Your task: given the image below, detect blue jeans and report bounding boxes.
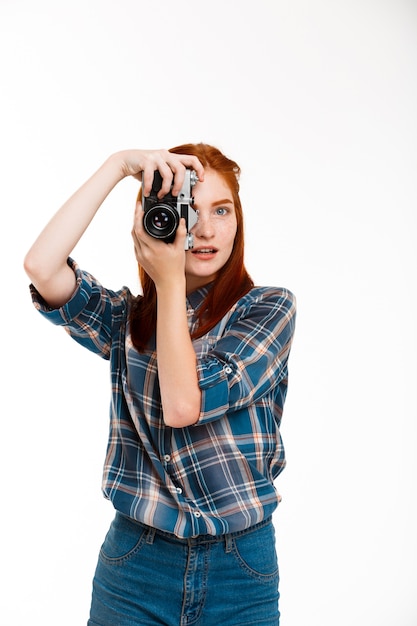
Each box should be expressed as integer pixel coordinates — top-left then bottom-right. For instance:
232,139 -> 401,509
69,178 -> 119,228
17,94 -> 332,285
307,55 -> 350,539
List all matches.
88,512 -> 280,625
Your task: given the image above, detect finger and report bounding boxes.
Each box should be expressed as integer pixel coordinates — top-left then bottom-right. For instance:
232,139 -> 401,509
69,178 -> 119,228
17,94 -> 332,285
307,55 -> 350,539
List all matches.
133,201 -> 145,232
168,166 -> 186,198
142,152 -> 204,198
168,163 -> 200,198
173,218 -> 188,247
141,163 -> 174,200
141,167 -> 155,198
155,161 -> 175,199
132,203 -> 151,245
169,154 -> 205,186
131,227 -> 142,263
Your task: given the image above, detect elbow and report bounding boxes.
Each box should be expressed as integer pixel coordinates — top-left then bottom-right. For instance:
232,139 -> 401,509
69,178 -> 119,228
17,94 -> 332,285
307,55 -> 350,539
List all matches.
23,250 -> 39,282
163,398 -> 201,428
23,249 -> 50,285
24,248 -> 69,288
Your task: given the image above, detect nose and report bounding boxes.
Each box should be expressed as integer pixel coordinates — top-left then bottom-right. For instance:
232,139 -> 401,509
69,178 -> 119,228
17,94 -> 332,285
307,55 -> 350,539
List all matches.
192,210 -> 214,239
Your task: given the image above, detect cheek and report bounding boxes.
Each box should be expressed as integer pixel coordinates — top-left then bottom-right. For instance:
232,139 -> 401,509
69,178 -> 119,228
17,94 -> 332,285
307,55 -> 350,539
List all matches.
225,222 -> 238,248
219,228 -> 237,264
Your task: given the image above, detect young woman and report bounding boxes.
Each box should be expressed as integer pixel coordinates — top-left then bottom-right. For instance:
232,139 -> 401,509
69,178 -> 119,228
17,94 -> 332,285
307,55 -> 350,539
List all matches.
24,144 -> 296,626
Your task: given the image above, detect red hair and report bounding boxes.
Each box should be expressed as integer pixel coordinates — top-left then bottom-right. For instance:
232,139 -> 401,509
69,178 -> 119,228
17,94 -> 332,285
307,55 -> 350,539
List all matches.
130,143 -> 254,351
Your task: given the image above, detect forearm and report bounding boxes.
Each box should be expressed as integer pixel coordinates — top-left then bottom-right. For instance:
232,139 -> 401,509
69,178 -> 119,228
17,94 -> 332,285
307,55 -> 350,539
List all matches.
24,153 -> 126,277
24,153 -> 126,307
156,281 -> 202,428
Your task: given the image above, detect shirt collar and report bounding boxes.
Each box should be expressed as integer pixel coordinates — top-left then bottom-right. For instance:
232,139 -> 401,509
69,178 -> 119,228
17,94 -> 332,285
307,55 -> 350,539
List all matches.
186,283 -> 213,312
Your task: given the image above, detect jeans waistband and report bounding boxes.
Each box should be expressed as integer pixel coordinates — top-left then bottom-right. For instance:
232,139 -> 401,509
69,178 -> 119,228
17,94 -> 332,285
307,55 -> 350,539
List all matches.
119,512 -> 273,547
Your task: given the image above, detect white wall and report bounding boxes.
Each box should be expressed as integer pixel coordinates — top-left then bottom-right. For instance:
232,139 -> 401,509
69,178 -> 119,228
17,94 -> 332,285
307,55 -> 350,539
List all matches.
1,1 -> 416,624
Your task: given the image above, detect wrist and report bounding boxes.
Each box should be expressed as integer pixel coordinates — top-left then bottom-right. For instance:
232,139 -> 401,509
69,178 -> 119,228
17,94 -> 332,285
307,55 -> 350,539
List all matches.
155,276 -> 186,298
105,151 -> 133,183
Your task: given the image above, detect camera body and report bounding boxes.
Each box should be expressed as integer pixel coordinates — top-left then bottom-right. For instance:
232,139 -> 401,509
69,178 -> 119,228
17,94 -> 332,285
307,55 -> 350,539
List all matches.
142,169 -> 198,249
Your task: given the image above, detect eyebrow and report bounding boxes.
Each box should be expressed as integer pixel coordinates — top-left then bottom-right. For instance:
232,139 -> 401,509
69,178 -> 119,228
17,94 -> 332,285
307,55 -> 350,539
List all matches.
212,198 -> 234,206
193,198 -> 234,209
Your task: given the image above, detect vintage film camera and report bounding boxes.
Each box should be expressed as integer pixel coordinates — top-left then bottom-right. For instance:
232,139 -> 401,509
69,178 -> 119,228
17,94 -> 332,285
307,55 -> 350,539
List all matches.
142,169 -> 199,250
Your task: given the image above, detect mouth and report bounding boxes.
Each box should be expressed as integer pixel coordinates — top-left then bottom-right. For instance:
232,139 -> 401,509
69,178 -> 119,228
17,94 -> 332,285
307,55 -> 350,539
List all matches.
191,247 -> 218,256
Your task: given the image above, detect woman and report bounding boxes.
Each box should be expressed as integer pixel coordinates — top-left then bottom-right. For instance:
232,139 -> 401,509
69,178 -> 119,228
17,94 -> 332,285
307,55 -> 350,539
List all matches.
24,144 -> 296,625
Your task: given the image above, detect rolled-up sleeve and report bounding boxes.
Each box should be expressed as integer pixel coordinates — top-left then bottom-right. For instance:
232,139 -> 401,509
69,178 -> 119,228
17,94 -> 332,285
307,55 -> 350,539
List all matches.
196,288 -> 296,424
29,258 -> 130,359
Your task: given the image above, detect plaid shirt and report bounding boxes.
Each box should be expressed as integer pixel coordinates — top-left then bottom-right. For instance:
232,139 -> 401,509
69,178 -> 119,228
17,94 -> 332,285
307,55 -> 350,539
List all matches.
30,258 -> 296,538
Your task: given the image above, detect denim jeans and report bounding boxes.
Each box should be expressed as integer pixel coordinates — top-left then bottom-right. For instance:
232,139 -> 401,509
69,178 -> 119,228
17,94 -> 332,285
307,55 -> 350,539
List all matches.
88,512 -> 280,626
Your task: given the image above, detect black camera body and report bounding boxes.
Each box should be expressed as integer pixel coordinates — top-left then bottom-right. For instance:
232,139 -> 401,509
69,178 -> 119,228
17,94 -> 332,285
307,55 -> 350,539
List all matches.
142,169 -> 198,249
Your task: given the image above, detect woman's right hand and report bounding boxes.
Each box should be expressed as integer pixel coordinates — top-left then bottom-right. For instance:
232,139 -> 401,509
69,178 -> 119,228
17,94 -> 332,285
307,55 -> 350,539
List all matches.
116,149 -> 205,199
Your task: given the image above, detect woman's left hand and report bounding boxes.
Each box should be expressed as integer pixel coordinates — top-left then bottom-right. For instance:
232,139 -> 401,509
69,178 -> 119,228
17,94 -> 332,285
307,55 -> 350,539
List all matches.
131,207 -> 188,290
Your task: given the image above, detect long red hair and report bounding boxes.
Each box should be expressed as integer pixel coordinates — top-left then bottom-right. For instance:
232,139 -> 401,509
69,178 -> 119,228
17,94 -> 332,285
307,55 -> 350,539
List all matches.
130,143 -> 254,351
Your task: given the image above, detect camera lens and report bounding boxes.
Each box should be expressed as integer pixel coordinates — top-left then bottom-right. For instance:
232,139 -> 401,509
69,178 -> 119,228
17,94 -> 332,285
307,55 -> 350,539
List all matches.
151,210 -> 170,230
143,204 -> 179,241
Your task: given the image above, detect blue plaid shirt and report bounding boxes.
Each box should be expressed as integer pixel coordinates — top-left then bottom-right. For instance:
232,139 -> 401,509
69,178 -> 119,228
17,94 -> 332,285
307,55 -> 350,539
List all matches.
30,258 -> 296,538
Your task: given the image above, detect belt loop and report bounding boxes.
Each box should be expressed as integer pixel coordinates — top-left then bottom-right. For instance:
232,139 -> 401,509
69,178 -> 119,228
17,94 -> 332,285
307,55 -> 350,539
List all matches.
146,527 -> 156,544
224,534 -> 233,553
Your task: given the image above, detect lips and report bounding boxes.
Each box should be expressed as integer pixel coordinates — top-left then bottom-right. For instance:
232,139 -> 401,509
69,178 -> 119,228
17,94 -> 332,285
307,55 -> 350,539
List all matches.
191,247 -> 218,255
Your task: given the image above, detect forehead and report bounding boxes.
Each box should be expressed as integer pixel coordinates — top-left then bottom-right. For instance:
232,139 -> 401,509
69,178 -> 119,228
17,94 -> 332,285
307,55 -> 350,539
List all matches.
193,169 -> 233,203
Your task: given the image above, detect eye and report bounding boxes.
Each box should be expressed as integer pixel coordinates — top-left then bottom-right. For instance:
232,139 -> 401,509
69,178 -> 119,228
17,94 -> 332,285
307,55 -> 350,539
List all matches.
215,207 -> 229,216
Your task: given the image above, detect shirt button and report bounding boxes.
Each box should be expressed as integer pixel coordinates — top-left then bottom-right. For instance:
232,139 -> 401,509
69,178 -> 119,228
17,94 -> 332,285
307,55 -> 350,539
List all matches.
163,454 -> 171,462
176,487 -> 183,494
224,365 -> 232,374
193,511 -> 201,518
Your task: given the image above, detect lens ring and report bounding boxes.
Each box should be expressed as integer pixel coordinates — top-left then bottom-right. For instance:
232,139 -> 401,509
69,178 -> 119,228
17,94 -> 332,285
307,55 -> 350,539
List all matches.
143,204 -> 178,239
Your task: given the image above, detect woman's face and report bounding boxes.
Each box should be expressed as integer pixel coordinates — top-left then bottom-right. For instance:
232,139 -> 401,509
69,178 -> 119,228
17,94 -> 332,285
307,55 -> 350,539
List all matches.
185,169 -> 238,293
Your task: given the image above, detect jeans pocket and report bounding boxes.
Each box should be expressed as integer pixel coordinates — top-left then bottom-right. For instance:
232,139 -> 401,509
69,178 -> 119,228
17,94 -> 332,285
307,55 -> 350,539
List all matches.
99,513 -> 148,565
231,522 -> 279,582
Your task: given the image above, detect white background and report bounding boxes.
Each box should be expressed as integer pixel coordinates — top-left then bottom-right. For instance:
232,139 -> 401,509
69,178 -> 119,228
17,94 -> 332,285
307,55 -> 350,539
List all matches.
1,0 -> 416,624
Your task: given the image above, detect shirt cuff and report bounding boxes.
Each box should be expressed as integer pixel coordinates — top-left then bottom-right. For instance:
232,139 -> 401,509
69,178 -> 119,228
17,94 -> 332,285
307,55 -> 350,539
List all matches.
197,359 -> 234,424
29,258 -> 93,326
